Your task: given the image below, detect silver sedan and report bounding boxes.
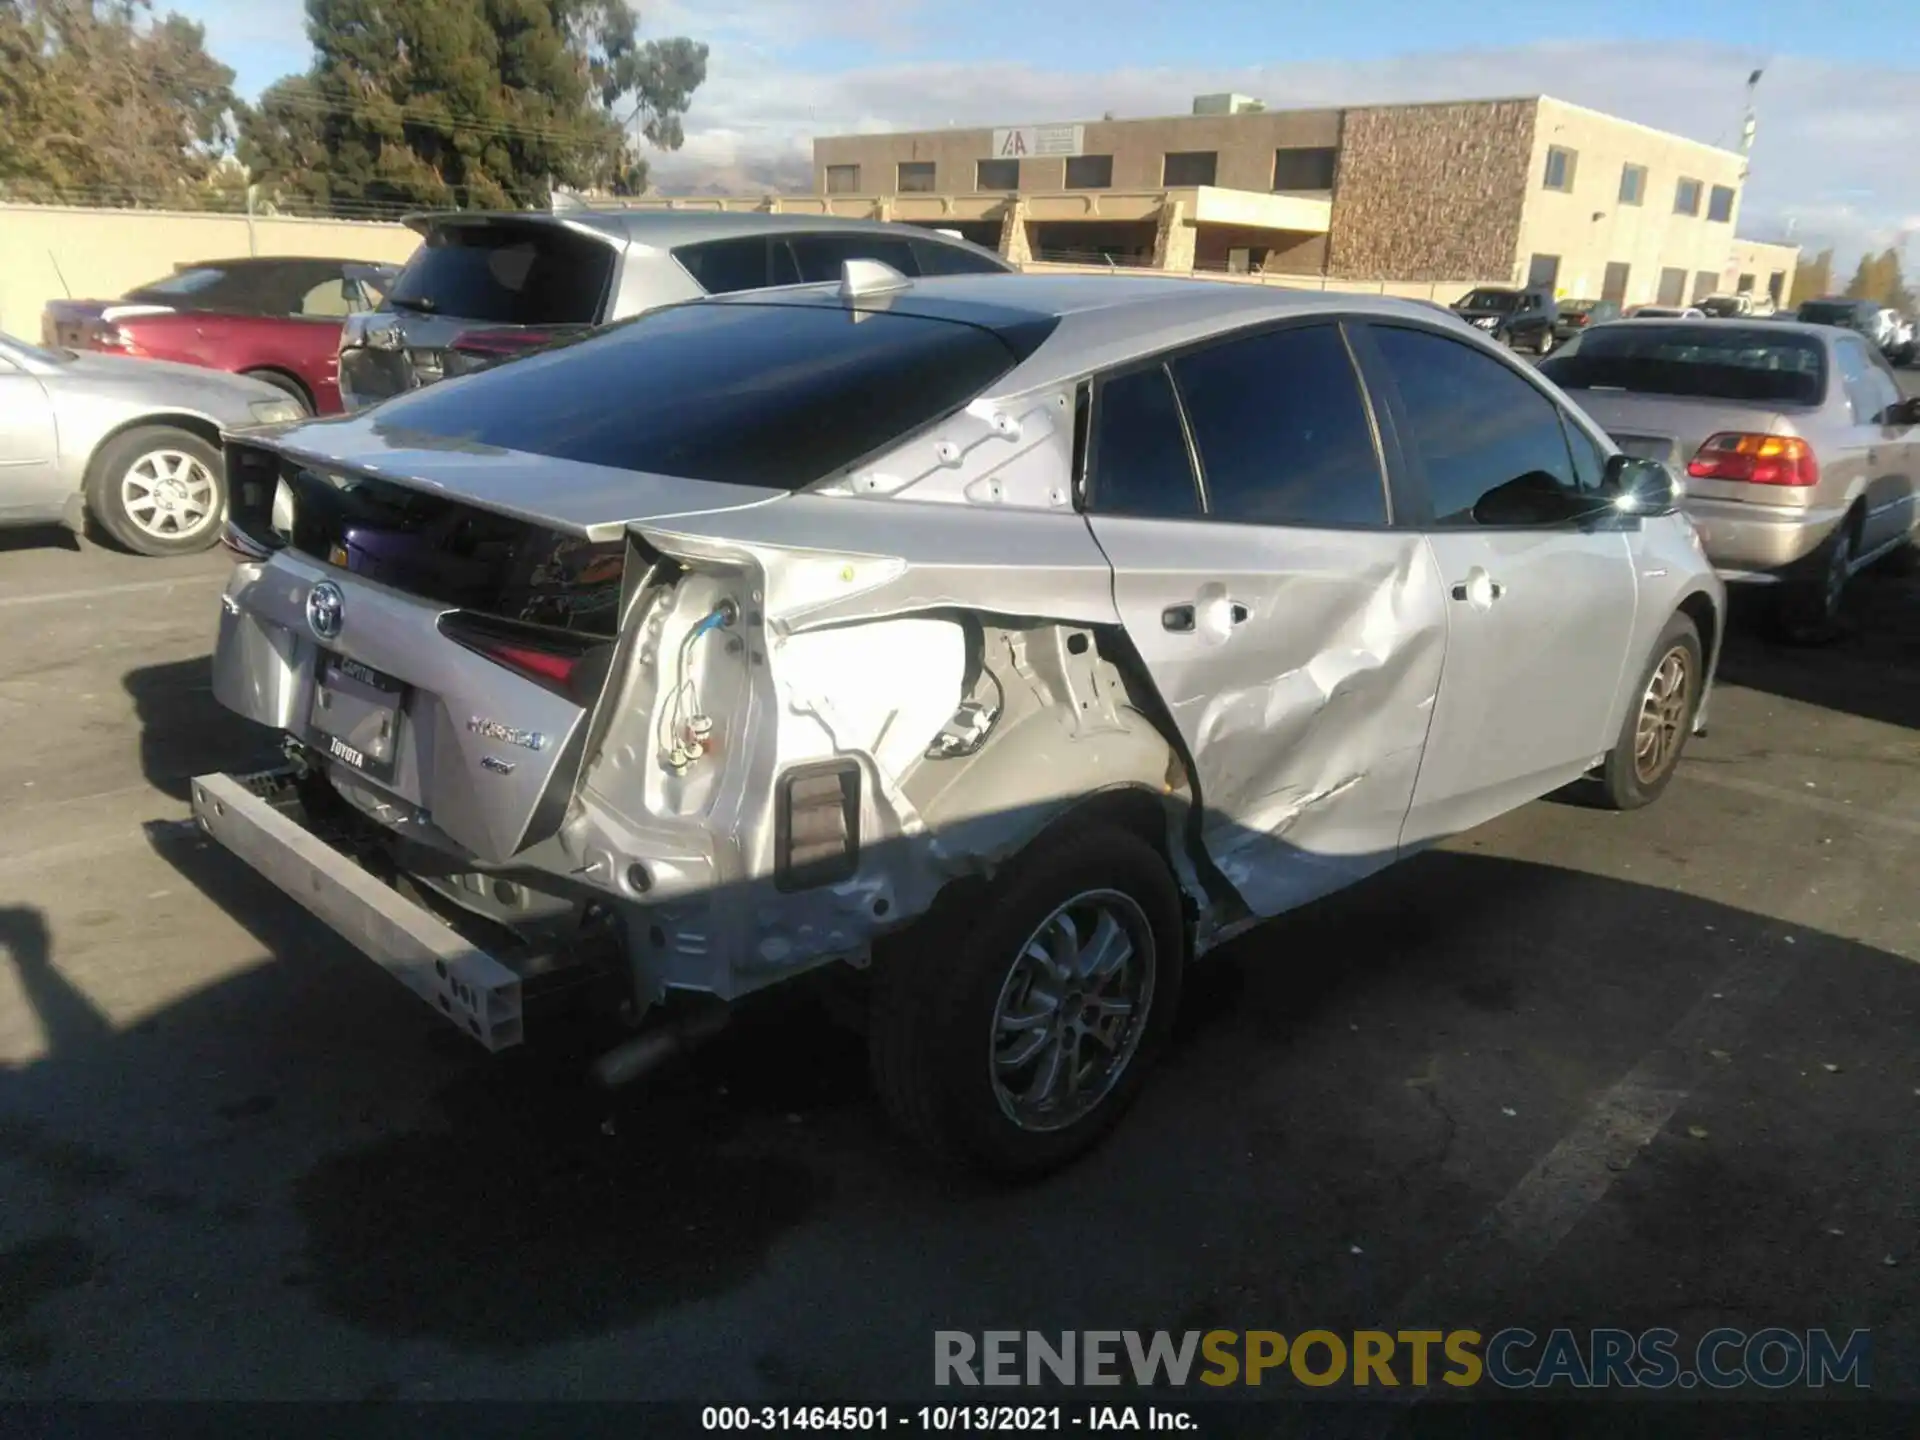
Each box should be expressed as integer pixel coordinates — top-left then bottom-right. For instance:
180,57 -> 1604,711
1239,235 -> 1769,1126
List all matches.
0,331 -> 304,556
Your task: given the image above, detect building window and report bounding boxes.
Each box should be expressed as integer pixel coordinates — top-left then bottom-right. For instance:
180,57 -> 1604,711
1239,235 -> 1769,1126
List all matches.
1064,154 -> 1114,189
1543,146 -> 1577,193
1527,254 -> 1561,291
825,164 -> 861,195
1768,270 -> 1786,304
1736,272 -> 1756,295
1602,261 -> 1631,303
1707,184 -> 1736,223
1162,151 -> 1218,187
1618,164 -> 1647,206
975,158 -> 1019,191
1692,271 -> 1718,303
1674,177 -> 1703,216
1657,267 -> 1688,306
1272,147 -> 1337,191
896,161 -> 936,193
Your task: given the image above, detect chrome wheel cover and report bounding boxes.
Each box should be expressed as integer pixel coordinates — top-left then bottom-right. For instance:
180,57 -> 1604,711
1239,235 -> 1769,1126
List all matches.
988,889 -> 1156,1133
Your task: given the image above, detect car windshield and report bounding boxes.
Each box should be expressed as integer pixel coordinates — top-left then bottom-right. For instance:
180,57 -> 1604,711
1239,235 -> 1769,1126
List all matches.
1559,299 -> 1600,315
362,299 -> 1052,490
1797,302 -> 1856,325
1540,325 -> 1826,405
1699,297 -> 1746,317
1458,290 -> 1521,312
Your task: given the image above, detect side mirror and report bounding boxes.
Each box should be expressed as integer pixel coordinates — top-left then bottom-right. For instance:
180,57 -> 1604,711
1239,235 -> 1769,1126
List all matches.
1603,453 -> 1682,517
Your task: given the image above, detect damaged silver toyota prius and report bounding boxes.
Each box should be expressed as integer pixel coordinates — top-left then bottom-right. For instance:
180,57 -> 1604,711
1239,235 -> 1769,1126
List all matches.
192,269 -> 1724,1177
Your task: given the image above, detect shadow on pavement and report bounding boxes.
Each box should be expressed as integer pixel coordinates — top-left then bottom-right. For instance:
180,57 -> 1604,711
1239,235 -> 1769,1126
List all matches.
4,797 -> 1918,1407
0,525 -> 80,557
1715,568 -> 1920,732
122,655 -> 282,801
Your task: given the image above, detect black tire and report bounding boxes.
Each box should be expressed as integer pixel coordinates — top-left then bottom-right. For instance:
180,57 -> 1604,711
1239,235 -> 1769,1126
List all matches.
240,369 -> 313,413
1771,514 -> 1857,645
868,825 -> 1185,1180
1535,329 -> 1556,356
85,425 -> 227,557
1595,612 -> 1703,811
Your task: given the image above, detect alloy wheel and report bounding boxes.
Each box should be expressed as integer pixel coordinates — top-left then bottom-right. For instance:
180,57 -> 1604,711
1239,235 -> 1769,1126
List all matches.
988,889 -> 1157,1133
121,449 -> 218,541
1633,646 -> 1693,785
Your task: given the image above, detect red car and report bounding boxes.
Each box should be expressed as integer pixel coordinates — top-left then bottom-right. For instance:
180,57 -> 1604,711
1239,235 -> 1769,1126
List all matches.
42,257 -> 399,415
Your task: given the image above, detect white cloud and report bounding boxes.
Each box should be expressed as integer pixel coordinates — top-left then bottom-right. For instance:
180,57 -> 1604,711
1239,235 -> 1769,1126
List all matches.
648,35 -> 1920,271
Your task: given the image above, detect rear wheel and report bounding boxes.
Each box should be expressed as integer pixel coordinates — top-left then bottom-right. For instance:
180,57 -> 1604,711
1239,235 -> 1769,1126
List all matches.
868,825 -> 1184,1180
1595,612 -> 1702,811
85,425 -> 227,557
1536,329 -> 1556,356
1773,515 -> 1857,644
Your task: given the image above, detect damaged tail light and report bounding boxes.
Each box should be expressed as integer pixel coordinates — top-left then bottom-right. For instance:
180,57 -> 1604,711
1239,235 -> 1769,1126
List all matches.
438,610 -> 614,706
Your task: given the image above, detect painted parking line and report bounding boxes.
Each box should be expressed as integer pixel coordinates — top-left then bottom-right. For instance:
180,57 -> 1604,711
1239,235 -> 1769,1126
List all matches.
0,574 -> 227,609
1679,767 -> 1920,838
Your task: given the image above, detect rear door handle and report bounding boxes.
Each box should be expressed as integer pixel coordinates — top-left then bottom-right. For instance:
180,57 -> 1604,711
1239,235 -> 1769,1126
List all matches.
1450,573 -> 1507,605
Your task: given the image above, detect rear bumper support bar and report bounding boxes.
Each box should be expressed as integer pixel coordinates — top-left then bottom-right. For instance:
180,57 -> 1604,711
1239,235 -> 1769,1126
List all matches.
190,770 -> 525,1050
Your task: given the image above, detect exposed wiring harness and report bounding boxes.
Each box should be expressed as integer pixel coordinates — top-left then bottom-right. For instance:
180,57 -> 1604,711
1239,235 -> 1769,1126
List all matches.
658,600 -> 737,773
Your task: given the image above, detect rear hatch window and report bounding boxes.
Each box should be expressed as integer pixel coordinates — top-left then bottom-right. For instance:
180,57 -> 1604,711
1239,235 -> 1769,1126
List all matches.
1540,325 -> 1826,406
1457,290 -> 1521,312
1796,302 -> 1857,327
358,299 -> 1053,491
385,221 -> 615,325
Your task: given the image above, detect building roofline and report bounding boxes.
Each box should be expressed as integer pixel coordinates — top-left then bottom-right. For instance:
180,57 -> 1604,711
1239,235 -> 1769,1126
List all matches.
816,91 -> 1747,164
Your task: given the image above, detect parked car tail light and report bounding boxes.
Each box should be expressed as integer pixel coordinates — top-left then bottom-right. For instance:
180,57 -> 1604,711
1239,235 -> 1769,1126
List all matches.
1685,433 -> 1820,487
437,611 -> 614,706
86,321 -> 136,352
775,760 -> 862,891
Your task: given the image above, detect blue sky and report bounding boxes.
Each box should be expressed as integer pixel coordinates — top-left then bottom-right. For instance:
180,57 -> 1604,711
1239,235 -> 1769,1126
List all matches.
172,0 -> 1920,264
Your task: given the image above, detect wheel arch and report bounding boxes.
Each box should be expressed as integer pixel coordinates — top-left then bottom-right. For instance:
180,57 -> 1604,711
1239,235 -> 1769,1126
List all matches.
81,412 -> 225,496
238,366 -> 315,411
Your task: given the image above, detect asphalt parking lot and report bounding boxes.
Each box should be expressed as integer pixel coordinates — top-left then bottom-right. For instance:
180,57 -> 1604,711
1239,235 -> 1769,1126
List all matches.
2,463 -> 1918,1419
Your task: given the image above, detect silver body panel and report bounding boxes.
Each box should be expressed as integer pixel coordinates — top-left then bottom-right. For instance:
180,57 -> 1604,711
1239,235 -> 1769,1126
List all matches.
0,333 -> 286,528
198,276 -> 1726,1048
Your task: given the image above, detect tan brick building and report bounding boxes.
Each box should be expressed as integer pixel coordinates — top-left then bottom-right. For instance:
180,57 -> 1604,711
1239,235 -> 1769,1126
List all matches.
792,93 -> 1792,305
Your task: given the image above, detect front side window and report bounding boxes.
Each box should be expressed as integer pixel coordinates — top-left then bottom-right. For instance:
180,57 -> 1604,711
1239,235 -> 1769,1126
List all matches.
1163,151 -> 1217,187
1371,325 -> 1583,528
1707,185 -> 1736,222
1169,323 -> 1388,527
1674,177 -> 1703,216
1087,365 -> 1201,519
1543,146 -> 1577,192
1065,155 -> 1114,189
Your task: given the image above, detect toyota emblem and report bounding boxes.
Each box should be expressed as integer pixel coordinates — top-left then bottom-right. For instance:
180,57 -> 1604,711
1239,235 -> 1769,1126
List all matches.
306,581 -> 344,641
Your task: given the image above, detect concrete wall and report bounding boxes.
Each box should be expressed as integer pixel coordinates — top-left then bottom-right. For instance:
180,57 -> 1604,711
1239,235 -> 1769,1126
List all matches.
0,204 -> 419,340
1514,98 -> 1748,306
814,110 -> 1342,198
1326,100 -> 1538,282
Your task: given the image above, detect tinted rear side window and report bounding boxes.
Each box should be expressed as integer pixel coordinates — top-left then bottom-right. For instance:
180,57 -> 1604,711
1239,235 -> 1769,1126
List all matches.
363,302 -> 1043,491
385,223 -> 614,324
674,236 -> 801,295
790,233 -> 920,282
1170,323 -> 1387,527
1539,325 -> 1825,406
912,238 -> 1008,276
1088,365 -> 1202,519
